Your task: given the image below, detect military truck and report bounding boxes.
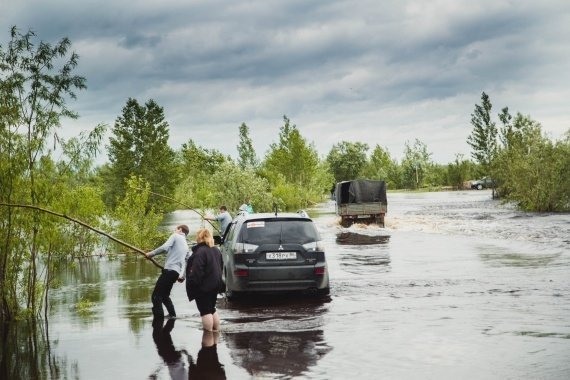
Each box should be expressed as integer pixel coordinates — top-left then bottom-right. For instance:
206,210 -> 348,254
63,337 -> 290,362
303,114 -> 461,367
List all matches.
335,179 -> 388,227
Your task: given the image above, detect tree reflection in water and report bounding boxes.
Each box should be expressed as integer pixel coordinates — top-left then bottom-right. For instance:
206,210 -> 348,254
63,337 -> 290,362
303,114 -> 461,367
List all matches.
0,320 -> 72,380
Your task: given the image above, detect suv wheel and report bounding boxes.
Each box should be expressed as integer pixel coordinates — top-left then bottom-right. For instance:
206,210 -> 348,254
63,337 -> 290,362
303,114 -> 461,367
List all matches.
226,288 -> 241,301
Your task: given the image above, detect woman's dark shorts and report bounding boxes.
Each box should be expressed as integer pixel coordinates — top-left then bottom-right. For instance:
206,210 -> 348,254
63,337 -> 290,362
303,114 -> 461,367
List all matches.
195,292 -> 217,316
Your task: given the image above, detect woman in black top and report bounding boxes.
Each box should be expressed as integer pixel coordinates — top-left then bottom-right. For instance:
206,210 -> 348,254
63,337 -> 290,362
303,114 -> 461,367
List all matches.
186,228 -> 224,331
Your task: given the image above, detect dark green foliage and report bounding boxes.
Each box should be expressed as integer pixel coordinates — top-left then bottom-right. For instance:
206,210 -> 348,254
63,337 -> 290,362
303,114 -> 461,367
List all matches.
326,141 -> 369,184
261,116 -> 332,209
263,116 -> 319,184
467,93 -> 569,211
0,26 -> 105,320
447,154 -> 475,189
113,176 -> 165,251
467,92 -> 497,176
237,122 -> 258,169
105,98 -> 178,210
175,139 -> 231,209
494,113 -> 569,211
401,139 -> 433,189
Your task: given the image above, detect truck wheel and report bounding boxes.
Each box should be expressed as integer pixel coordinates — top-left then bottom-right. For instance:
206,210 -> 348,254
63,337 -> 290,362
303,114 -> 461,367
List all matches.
477,184 -> 483,190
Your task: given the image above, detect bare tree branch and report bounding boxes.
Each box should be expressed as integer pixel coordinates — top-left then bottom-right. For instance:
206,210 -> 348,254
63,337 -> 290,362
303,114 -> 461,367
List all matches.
0,202 -> 163,269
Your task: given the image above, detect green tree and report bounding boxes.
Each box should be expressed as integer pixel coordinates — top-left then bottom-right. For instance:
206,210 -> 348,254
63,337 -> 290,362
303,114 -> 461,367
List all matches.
401,139 -> 432,189
263,116 -> 319,184
447,154 -> 475,189
326,141 -> 369,184
425,163 -> 448,188
360,145 -> 401,189
494,113 -> 569,211
176,139 -> 230,209
208,162 -> 274,212
0,26 -> 88,320
113,176 -> 164,251
260,116 -> 328,209
467,92 -> 498,178
237,122 -> 258,169
105,98 -> 178,210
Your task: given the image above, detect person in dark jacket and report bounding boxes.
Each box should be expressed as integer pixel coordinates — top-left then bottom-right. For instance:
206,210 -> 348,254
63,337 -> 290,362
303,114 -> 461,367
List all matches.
185,228 -> 224,331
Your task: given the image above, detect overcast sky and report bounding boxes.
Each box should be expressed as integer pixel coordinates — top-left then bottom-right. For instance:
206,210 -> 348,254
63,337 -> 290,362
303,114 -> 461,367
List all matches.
3,0 -> 570,164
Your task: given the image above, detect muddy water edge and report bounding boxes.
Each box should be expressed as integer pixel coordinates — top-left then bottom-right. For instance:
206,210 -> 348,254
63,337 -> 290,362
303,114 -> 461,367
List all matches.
1,190 -> 569,379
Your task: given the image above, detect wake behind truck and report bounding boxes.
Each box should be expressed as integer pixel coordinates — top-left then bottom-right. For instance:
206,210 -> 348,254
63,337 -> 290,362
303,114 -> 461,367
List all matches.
335,179 -> 388,227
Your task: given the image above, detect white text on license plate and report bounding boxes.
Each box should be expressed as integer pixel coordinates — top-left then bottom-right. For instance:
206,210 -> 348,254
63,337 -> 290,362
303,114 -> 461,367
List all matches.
266,252 -> 296,260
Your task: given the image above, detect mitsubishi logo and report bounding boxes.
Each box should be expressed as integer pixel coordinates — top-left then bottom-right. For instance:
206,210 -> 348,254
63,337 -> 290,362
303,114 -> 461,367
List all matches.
278,245 -> 284,250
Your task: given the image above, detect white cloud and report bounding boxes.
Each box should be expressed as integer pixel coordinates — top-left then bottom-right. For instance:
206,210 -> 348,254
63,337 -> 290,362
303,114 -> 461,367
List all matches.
2,0 -> 569,165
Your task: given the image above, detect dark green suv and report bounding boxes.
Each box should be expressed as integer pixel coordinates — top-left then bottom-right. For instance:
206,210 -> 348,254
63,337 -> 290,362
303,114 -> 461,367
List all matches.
471,177 -> 495,190
219,211 -> 330,300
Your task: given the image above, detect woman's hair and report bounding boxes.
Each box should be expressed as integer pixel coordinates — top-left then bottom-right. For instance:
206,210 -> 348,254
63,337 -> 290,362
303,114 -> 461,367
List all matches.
195,228 -> 214,247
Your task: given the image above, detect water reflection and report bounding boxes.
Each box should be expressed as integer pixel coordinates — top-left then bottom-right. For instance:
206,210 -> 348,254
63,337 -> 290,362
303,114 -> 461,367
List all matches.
224,330 -> 328,378
335,232 -> 391,274
118,257 -> 156,333
220,296 -> 331,378
0,320 -> 72,380
478,246 -> 561,268
149,318 -> 226,380
151,317 -> 186,380
188,331 -> 226,380
336,231 -> 390,245
50,258 -> 106,325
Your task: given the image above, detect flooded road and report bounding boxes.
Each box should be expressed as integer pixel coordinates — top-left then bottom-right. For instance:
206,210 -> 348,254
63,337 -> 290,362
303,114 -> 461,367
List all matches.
2,190 -> 569,379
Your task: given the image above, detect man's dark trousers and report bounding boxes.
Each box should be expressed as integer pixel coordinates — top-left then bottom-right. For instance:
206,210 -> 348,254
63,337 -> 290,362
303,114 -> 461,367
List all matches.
151,269 -> 179,318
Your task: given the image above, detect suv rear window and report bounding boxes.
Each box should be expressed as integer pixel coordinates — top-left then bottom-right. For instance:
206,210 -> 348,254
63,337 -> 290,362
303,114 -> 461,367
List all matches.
240,219 -> 319,245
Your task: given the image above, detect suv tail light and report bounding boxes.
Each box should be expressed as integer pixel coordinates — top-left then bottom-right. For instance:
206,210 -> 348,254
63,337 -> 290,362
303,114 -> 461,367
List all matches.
302,240 -> 325,251
234,269 -> 249,277
234,242 -> 259,254
314,266 -> 326,275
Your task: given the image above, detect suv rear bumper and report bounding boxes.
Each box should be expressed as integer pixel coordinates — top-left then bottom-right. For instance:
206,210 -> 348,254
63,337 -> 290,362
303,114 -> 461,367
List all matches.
227,270 -> 329,292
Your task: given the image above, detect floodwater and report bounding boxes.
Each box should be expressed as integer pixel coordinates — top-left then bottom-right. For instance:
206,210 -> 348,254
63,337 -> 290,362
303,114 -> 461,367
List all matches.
2,190 -> 569,379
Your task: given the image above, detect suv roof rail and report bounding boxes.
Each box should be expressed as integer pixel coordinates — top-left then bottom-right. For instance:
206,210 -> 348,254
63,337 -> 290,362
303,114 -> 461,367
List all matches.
236,210 -> 248,217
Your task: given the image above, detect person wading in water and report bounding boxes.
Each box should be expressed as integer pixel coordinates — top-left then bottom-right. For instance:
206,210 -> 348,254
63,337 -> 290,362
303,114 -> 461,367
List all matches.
146,224 -> 190,319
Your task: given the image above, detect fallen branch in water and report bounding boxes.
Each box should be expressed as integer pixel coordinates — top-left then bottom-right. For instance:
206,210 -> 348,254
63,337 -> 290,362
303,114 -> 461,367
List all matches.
0,203 -> 163,270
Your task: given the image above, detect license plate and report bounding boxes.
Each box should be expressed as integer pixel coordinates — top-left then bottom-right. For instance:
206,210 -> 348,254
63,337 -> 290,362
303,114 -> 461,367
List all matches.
266,252 -> 297,260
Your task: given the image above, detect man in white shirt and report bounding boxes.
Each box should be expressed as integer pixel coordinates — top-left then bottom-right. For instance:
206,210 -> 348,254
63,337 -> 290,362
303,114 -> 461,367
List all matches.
146,224 -> 190,318
204,205 -> 232,237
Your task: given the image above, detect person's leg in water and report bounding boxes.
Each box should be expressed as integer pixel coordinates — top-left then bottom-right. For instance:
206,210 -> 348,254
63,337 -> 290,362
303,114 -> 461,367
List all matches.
200,292 -> 220,331
151,270 -> 179,318
212,311 -> 220,330
201,314 -> 214,331
200,312 -> 220,331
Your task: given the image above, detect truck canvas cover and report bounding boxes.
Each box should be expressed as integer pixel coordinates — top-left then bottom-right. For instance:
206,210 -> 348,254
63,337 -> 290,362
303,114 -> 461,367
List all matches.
335,180 -> 387,204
